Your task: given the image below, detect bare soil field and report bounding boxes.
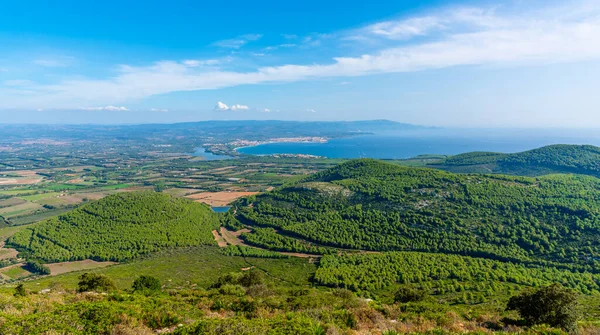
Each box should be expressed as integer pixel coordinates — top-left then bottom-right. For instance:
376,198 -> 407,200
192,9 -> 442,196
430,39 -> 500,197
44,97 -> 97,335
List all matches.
0,178 -> 42,185
0,198 -> 27,208
219,227 -> 251,246
164,188 -> 202,197
212,230 -> 228,247
46,260 -> 118,276
185,191 -> 258,206
0,243 -> 19,260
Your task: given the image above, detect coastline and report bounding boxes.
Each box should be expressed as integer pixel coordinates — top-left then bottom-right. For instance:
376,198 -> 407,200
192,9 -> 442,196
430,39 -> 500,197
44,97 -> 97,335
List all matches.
232,137 -> 330,153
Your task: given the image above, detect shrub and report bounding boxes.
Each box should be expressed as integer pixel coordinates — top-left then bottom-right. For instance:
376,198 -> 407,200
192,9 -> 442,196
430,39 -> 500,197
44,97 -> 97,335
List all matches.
394,286 -> 426,303
132,275 -> 161,293
77,273 -> 117,293
14,283 -> 27,297
24,261 -> 50,275
506,284 -> 579,331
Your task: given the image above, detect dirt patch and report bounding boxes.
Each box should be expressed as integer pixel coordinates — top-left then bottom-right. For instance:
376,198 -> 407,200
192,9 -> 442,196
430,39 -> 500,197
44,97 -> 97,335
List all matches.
0,178 -> 42,185
219,227 -> 322,259
219,227 -> 251,246
66,178 -> 84,184
212,230 -> 228,248
185,191 -> 258,207
0,246 -> 19,260
46,260 -> 118,276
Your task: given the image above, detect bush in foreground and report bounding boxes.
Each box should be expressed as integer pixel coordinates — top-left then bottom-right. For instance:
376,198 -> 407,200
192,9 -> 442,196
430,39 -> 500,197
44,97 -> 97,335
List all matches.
506,284 -> 579,331
77,273 -> 116,293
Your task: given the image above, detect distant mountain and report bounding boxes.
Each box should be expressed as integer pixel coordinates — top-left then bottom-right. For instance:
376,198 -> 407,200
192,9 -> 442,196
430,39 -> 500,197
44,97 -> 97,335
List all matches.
0,120 -> 425,142
429,144 -> 600,177
237,159 -> 600,271
8,191 -> 219,262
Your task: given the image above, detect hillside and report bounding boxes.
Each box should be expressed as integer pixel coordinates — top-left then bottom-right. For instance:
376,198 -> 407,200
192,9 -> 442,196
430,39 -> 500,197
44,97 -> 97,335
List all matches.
7,191 -> 219,262
431,144 -> 600,177
236,159 -> 600,271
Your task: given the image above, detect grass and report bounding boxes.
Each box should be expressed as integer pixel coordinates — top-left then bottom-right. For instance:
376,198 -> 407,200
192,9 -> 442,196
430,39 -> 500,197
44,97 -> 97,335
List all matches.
98,183 -> 133,190
8,207 -> 72,226
17,246 -> 316,291
1,266 -> 31,279
0,202 -> 43,217
19,192 -> 60,201
0,189 -> 38,196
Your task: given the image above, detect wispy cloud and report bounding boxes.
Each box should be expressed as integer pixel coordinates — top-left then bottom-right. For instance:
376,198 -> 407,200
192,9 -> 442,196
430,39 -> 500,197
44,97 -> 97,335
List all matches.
81,106 -> 129,111
3,80 -> 34,87
32,57 -> 74,68
213,34 -> 262,49
182,59 -> 220,67
3,1 -> 600,109
150,108 -> 169,112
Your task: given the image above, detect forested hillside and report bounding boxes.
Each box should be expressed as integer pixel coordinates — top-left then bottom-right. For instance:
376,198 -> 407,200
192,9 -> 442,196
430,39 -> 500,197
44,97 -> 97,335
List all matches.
432,144 -> 600,176
237,159 -> 600,271
7,191 -> 219,262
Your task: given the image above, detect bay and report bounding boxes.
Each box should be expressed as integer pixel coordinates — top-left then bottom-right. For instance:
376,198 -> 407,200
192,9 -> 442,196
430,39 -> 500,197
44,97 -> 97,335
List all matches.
237,129 -> 600,159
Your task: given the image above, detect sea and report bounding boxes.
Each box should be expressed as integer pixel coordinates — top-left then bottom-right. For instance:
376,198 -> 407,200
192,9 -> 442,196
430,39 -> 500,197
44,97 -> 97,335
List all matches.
235,129 -> 600,159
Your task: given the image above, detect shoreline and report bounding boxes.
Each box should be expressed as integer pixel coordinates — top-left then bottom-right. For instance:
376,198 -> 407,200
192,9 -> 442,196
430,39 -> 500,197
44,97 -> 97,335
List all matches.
232,137 -> 330,153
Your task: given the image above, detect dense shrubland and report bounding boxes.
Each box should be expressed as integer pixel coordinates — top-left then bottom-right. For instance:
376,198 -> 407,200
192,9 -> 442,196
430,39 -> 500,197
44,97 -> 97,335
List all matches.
238,159 -> 600,271
436,144 -> 600,177
315,252 -> 600,294
7,191 -> 219,262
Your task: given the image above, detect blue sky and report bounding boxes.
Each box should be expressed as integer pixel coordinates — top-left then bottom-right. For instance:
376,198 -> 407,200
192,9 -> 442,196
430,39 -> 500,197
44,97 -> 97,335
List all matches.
1,0 -> 599,127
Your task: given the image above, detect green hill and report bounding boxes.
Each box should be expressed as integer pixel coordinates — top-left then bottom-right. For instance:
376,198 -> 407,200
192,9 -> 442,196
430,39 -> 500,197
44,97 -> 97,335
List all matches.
431,144 -> 600,176
7,191 -> 219,262
236,159 -> 600,271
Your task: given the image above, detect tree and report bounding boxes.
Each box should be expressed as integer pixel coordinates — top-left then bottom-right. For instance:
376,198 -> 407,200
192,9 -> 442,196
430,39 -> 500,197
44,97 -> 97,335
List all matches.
77,273 -> 116,293
506,284 -> 580,331
132,275 -> 162,292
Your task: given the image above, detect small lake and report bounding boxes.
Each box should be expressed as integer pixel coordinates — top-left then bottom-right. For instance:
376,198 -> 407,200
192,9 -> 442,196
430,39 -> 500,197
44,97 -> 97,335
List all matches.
211,206 -> 231,213
236,129 -> 600,159
192,148 -> 235,160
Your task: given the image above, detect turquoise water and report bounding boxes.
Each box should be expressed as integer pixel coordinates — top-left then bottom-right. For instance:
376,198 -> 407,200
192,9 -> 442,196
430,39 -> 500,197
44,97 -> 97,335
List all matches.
237,130 -> 600,159
193,148 -> 235,160
211,206 -> 231,213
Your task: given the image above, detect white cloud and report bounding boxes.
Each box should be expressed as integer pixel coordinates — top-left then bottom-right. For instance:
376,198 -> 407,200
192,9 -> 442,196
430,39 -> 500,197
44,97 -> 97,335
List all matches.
182,59 -> 220,67
366,16 -> 444,40
307,109 -> 316,113
213,34 -> 262,49
150,108 -> 169,112
81,106 -> 129,111
214,101 -> 230,111
3,2 -> 600,109
230,104 -> 249,111
214,101 -> 249,111
263,108 -> 271,113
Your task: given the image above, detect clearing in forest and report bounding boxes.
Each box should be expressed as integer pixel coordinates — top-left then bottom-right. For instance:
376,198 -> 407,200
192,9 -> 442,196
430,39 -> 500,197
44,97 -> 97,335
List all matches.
186,191 -> 258,206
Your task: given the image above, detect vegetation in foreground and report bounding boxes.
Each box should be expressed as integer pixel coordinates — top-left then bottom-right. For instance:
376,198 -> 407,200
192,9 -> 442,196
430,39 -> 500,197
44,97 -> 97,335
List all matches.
0,261 -> 591,334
